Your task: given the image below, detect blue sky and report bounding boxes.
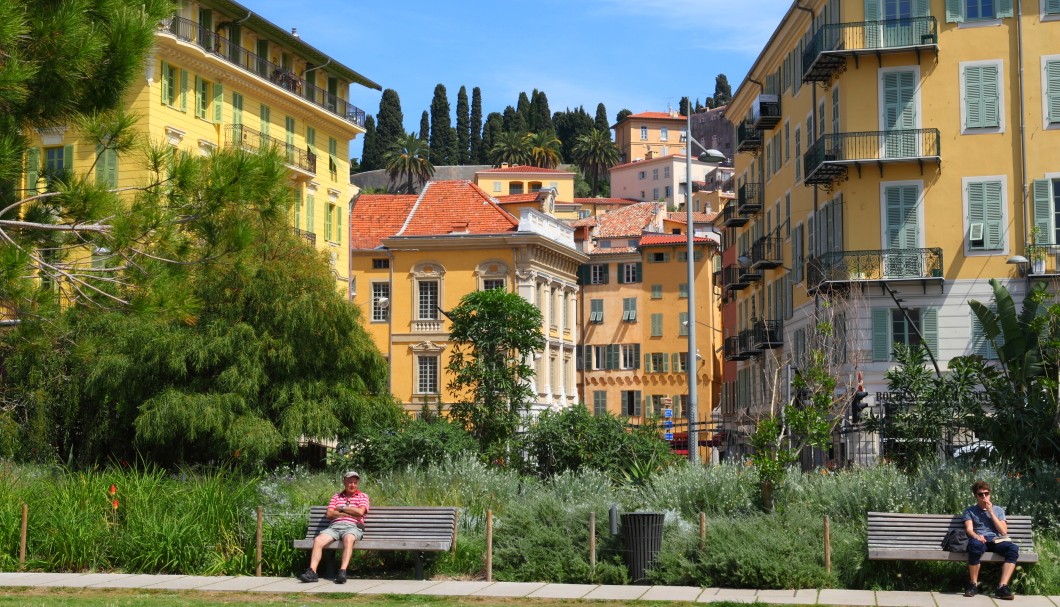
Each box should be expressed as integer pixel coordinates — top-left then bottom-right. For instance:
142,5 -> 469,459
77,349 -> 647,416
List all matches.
246,0 -> 791,160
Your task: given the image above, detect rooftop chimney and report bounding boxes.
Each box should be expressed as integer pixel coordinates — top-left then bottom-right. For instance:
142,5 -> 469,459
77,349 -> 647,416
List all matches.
291,28 -> 299,37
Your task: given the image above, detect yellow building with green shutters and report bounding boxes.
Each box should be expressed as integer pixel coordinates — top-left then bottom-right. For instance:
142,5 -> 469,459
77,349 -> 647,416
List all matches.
719,0 -> 1060,465
22,0 -> 378,294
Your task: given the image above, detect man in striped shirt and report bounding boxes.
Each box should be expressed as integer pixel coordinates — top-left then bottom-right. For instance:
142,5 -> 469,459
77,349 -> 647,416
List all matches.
298,470 -> 370,584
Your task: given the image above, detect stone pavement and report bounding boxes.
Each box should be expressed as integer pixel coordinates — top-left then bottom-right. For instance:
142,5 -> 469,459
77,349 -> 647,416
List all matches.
0,572 -> 1058,605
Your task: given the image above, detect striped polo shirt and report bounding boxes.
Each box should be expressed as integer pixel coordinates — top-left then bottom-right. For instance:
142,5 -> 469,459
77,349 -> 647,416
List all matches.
328,490 -> 370,525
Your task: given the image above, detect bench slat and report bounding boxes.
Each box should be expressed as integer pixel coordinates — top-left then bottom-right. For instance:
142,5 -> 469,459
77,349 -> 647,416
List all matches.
296,505 -> 459,553
867,512 -> 1037,563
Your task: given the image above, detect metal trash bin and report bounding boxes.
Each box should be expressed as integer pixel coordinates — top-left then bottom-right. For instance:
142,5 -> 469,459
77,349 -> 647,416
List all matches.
621,512 -> 664,584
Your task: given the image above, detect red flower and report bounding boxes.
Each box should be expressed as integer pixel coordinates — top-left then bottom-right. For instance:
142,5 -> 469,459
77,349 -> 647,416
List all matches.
109,484 -> 117,496
112,499 -> 119,510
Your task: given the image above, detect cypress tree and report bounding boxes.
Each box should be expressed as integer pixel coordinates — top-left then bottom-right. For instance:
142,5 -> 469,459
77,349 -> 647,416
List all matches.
359,115 -> 381,171
502,105 -> 526,136
714,73 -> 732,106
553,107 -> 594,164
456,86 -> 470,165
481,113 -> 503,165
375,88 -> 405,157
470,87 -> 484,164
594,103 -> 610,133
679,96 -> 691,117
429,83 -> 454,165
516,92 -> 531,129
615,109 -> 632,124
530,89 -> 553,135
419,111 -> 430,141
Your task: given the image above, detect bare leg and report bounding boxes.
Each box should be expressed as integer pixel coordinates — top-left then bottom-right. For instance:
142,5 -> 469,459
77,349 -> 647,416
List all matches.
339,534 -> 356,570
999,562 -> 1015,586
968,564 -> 980,585
309,533 -> 331,572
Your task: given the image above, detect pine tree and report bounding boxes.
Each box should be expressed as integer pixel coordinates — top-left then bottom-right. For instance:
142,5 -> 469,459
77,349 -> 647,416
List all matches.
714,73 -> 733,107
470,87 -> 484,164
375,88 -> 405,158
429,83 -> 455,165
456,86 -> 470,165
359,115 -> 381,171
594,103 -> 610,133
419,111 -> 430,141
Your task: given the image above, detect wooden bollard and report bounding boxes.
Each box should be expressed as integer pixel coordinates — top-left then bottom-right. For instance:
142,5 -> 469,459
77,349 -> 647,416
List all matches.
699,512 -> 707,551
486,509 -> 493,582
19,503 -> 28,569
589,511 -> 596,569
256,506 -> 263,577
824,515 -> 831,573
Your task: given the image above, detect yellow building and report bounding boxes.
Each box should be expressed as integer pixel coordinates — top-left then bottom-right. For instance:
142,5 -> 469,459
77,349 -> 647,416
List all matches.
349,180 -> 587,414
474,164 -> 576,202
573,202 -> 720,460
21,0 -> 377,294
612,111 -> 690,164
721,0 -> 1060,465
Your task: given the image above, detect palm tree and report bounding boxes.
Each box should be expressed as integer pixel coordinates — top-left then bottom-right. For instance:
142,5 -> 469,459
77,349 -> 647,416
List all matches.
524,131 -> 561,169
571,130 -> 620,197
488,131 -> 531,167
384,132 -> 434,194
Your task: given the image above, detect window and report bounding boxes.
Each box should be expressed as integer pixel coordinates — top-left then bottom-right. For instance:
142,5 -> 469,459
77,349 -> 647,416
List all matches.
493,181 -> 501,192
620,262 -> 642,283
638,171 -> 646,180
589,299 -> 604,323
1046,0 -> 1060,16
967,0 -> 996,19
651,394 -> 669,415
648,353 -> 668,372
947,0 -> 1012,21
621,390 -> 642,416
161,62 -> 178,106
971,310 -> 999,359
966,178 -> 1004,251
260,104 -> 271,139
1031,178 -> 1060,244
622,297 -> 637,322
588,264 -> 608,284
652,188 -> 659,199
660,127 -> 669,141
372,258 -> 390,269
306,194 -> 315,233
664,185 -> 672,197
872,307 -> 938,361
784,121 -> 790,162
483,279 -> 505,291
371,282 -> 390,321
674,352 -> 689,373
664,166 -> 671,178
620,344 -> 639,369
325,202 -> 334,241
194,75 -> 210,120
328,137 -> 338,180
589,345 -> 607,370
679,283 -> 689,298
679,312 -> 689,336
650,313 -> 663,337
417,280 -> 439,320
593,391 -> 608,416
652,168 -> 659,180
650,284 -> 663,299
640,126 -> 648,140
648,251 -> 669,263
963,63 -> 1001,130
1045,58 -> 1060,125
416,356 -> 438,394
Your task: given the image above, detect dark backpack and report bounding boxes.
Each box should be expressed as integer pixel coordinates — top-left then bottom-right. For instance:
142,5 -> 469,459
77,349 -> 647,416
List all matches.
941,528 -> 969,552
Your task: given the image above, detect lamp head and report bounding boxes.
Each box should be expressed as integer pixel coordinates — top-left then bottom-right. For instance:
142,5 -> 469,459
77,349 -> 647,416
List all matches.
374,296 -> 390,308
737,255 -> 752,268
698,149 -> 728,164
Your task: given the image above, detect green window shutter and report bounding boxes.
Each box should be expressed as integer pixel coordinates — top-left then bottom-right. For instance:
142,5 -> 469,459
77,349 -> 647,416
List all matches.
600,264 -> 609,284
608,345 -> 619,370
634,391 -> 642,416
1047,0 -> 1060,15
965,66 -> 983,128
864,0 -> 879,22
293,189 -> 301,229
672,353 -> 680,372
306,194 -> 314,233
180,70 -> 188,112
306,126 -> 316,153
325,203 -> 333,241
872,308 -> 891,361
193,76 -> 202,117
968,181 -> 986,249
644,353 -> 653,372
662,355 -> 669,372
922,307 -> 938,358
983,181 -> 1003,249
260,105 -> 270,138
651,313 -> 663,337
971,311 -> 998,359
26,148 -> 40,195
946,0 -> 964,22
336,206 -> 342,245
634,262 -> 642,283
633,344 -> 641,368
577,265 -> 588,285
160,61 -> 170,105
915,0 -> 931,17
96,146 -> 118,188
651,284 -> 662,299
618,265 -> 626,284
62,145 -> 73,171
981,66 -> 999,128
232,92 -> 243,125
679,283 -> 689,298
679,312 -> 689,336
997,0 -> 1013,18
1033,179 -> 1052,242
1047,61 -> 1060,124
884,185 -> 919,250
213,83 -> 223,123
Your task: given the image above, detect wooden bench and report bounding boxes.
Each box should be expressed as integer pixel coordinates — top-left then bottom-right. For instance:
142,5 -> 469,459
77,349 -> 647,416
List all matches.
294,505 -> 459,579
867,512 -> 1038,563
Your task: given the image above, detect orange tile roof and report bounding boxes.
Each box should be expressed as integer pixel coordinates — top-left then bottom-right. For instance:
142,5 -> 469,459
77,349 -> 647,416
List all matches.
573,197 -> 640,205
350,194 -> 419,249
494,193 -> 542,204
397,180 -> 519,236
628,111 -> 685,121
476,165 -> 572,174
592,202 -> 661,238
640,234 -> 713,247
609,154 -> 690,171
666,211 -> 719,224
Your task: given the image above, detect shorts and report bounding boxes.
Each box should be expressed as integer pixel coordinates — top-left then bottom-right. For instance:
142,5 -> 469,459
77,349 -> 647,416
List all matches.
320,521 -> 364,542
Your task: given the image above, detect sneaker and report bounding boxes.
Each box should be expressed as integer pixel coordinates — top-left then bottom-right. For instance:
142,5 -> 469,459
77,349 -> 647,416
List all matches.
335,569 -> 347,584
996,585 -> 1014,600
964,583 -> 978,597
297,568 -> 318,583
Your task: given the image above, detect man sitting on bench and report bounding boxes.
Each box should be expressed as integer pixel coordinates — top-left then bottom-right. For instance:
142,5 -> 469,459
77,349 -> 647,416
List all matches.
298,470 -> 370,584
963,480 -> 1018,600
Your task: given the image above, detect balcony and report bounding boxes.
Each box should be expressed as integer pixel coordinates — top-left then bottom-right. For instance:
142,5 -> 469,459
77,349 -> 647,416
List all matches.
803,129 -> 941,187
721,265 -> 749,293
724,336 -> 750,361
738,329 -> 761,358
753,319 -> 784,350
806,247 -> 944,292
225,125 -> 317,174
738,257 -> 762,284
161,16 -> 367,128
803,17 -> 939,84
751,95 -> 781,130
718,204 -> 749,228
1025,244 -> 1060,277
736,121 -> 762,154
737,182 -> 763,216
293,227 -> 316,246
750,235 -> 784,270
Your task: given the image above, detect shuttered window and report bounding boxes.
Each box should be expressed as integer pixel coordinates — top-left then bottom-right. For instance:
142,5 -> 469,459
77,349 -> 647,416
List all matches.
1046,60 -> 1060,125
651,313 -> 663,337
872,307 -> 938,361
589,299 -> 604,323
970,310 -> 999,359
95,146 -> 118,188
966,180 -> 1004,250
964,65 -> 1000,129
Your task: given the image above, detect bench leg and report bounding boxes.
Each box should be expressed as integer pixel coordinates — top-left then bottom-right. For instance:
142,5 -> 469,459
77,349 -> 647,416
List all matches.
415,552 -> 425,580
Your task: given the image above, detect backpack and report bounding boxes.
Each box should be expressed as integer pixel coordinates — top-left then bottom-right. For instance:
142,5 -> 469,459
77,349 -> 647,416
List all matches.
941,528 -> 969,552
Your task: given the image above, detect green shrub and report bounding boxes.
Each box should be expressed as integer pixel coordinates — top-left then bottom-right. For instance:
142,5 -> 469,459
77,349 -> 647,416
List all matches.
332,417 -> 477,476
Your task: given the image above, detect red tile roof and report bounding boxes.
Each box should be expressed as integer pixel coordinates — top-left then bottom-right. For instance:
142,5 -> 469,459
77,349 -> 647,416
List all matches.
476,165 -> 572,174
666,211 -> 719,224
626,111 -> 685,121
609,154 -> 690,171
592,202 -> 662,238
639,234 -> 713,247
573,197 -> 640,206
397,180 -> 519,236
494,193 -> 542,204
350,194 -> 419,249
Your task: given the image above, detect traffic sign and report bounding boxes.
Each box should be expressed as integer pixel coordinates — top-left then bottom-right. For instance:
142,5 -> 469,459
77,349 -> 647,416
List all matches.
664,432 -> 674,441
664,420 -> 673,429
663,408 -> 673,418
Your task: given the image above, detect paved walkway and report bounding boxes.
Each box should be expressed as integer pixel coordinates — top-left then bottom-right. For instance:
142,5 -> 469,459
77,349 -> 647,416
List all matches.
1,572 -> 1058,605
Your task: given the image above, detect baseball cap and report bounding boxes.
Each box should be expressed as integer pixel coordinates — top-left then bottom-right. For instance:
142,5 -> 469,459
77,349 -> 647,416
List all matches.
342,470 -> 361,481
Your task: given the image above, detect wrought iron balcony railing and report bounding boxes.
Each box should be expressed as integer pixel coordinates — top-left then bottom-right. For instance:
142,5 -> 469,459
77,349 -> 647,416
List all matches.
718,204 -> 749,228
723,336 -> 749,361
1025,244 -> 1060,276
750,235 -> 784,270
753,319 -> 784,350
293,227 -> 316,246
803,129 -> 941,186
751,95 -> 781,130
721,265 -> 749,292
803,17 -> 939,84
737,182 -> 763,216
738,329 -> 761,357
736,122 -> 762,154
162,16 -> 367,128
225,125 -> 316,173
806,247 -> 944,291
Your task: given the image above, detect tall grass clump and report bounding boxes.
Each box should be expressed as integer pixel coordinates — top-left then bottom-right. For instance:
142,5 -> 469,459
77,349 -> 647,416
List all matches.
635,461 -> 759,516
